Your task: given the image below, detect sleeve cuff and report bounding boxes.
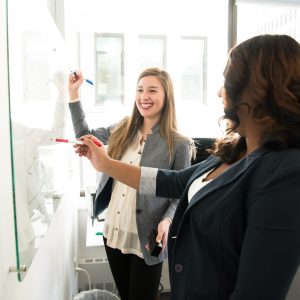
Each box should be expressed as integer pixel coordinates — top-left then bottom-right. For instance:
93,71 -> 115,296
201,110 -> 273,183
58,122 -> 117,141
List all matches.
69,97 -> 80,103
139,167 -> 158,196
162,217 -> 172,224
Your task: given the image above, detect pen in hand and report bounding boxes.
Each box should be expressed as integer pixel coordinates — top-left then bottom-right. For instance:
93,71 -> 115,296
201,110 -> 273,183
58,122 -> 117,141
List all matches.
70,70 -> 94,85
51,138 -> 101,147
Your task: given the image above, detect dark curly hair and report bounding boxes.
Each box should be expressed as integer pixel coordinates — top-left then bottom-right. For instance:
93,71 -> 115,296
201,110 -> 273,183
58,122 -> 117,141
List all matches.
211,34 -> 300,163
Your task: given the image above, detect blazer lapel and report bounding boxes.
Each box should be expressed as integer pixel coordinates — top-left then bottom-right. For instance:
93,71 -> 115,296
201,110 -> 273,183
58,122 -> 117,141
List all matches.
181,155 -> 222,198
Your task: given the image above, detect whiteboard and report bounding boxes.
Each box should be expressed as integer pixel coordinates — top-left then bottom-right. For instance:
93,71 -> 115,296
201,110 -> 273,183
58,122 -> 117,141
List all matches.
7,0 -> 74,279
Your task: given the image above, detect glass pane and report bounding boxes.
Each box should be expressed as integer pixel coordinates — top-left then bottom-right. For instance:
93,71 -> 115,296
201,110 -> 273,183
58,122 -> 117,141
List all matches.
7,0 -> 73,280
180,37 -> 207,103
95,35 -> 124,105
138,35 -> 166,71
237,2 -> 300,43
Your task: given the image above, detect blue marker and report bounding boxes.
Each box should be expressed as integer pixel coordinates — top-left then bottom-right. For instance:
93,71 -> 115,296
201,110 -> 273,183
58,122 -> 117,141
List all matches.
84,78 -> 94,85
70,70 -> 94,85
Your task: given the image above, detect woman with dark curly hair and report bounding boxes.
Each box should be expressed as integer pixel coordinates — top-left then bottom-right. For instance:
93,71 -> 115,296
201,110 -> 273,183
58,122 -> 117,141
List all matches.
75,35 -> 300,300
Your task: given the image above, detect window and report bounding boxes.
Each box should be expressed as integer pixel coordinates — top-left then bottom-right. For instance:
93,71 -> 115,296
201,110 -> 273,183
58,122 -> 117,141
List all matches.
236,0 -> 300,43
138,35 -> 166,71
180,36 -> 207,103
95,34 -> 124,105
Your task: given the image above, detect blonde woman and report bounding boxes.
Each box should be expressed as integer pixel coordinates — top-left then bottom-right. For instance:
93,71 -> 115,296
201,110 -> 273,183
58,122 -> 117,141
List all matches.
68,68 -> 193,300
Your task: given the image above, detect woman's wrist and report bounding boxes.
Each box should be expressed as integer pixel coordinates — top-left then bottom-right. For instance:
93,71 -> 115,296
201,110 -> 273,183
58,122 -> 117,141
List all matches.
69,91 -> 80,102
69,97 -> 80,103
162,217 -> 172,225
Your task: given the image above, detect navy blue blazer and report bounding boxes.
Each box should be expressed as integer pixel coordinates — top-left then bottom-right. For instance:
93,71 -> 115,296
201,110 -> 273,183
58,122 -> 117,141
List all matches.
155,147 -> 300,300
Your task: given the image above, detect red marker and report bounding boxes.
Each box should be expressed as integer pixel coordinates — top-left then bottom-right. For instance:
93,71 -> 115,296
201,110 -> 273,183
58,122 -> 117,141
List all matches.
51,138 -> 101,147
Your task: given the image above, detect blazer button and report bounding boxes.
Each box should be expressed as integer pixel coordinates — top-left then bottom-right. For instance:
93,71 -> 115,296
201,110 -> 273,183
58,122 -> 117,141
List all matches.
136,209 -> 142,214
174,263 -> 183,273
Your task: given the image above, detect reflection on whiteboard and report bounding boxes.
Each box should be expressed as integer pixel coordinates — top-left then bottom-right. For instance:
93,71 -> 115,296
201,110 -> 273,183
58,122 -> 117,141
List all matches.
23,32 -> 50,102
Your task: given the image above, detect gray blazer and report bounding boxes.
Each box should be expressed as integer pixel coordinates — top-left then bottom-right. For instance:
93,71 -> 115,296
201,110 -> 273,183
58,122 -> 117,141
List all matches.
69,101 -> 192,265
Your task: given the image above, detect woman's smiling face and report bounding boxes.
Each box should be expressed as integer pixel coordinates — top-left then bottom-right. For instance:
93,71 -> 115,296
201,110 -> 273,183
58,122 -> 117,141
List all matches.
135,75 -> 165,123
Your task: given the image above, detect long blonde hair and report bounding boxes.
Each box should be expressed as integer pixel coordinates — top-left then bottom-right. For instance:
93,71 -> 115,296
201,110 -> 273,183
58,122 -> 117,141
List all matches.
107,67 -> 185,160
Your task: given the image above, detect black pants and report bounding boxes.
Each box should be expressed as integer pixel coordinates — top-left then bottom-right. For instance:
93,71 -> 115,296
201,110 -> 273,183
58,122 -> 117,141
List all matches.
103,237 -> 163,300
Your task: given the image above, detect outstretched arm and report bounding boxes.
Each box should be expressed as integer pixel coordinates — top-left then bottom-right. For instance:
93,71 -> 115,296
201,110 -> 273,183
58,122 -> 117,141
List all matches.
75,134 -> 141,190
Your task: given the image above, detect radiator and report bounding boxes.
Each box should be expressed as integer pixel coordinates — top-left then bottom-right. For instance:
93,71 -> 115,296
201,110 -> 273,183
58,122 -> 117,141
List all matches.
78,257 -> 117,293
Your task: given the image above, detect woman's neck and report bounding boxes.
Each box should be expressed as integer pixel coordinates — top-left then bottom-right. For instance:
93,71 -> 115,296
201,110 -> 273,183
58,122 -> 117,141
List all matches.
244,135 -> 261,155
140,118 -> 158,137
